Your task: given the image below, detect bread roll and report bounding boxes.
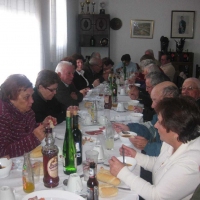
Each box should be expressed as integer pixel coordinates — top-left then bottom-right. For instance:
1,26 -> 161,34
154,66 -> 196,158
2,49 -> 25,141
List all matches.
97,167 -> 120,186
99,183 -> 118,198
30,146 -> 42,158
128,105 -> 134,111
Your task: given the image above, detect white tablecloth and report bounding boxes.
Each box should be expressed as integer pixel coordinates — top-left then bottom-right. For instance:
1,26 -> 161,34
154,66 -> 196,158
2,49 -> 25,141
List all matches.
0,90 -> 140,200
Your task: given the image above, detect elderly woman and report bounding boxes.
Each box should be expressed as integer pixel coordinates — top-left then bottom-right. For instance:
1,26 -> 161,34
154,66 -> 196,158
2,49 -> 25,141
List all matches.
32,69 -> 66,124
181,77 -> 200,107
0,74 -> 56,158
110,96 -> 200,200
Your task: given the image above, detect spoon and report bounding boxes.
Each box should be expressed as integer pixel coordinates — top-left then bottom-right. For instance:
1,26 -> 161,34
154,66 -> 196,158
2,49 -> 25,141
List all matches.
122,131 -> 130,134
122,147 -> 125,164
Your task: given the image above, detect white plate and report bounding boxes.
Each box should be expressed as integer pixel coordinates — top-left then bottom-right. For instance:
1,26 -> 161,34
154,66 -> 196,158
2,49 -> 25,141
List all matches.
22,190 -> 84,200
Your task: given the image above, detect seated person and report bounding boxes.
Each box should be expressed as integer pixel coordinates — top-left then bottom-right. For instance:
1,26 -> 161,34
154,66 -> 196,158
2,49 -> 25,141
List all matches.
71,54 -> 91,90
83,57 -> 109,86
55,61 -> 85,109
114,81 -> 179,156
32,69 -> 66,124
129,72 -> 171,121
0,74 -> 56,158
144,49 -> 160,66
114,54 -> 138,74
110,96 -> 200,200
181,77 -> 200,107
102,57 -> 114,73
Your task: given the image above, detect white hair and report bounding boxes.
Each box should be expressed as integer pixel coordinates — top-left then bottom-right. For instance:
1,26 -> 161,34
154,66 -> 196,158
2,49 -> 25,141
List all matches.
139,59 -> 155,70
146,64 -> 160,74
184,78 -> 200,89
55,61 -> 74,73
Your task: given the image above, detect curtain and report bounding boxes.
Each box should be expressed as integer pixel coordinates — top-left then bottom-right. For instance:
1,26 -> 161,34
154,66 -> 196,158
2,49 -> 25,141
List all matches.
0,0 -> 42,85
50,0 -> 67,68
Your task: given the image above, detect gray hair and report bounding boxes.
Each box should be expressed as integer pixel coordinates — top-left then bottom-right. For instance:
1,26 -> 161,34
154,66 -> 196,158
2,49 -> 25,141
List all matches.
162,85 -> 179,98
184,78 -> 200,89
139,59 -> 155,70
145,64 -> 160,74
55,61 -> 74,73
89,57 -> 101,66
145,49 -> 154,57
146,72 -> 170,87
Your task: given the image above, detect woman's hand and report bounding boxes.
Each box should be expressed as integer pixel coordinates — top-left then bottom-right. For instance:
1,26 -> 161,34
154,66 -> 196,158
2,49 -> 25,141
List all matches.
119,144 -> 137,158
133,106 -> 143,113
109,156 -> 125,177
112,123 -> 130,133
43,116 -> 57,127
33,123 -> 45,141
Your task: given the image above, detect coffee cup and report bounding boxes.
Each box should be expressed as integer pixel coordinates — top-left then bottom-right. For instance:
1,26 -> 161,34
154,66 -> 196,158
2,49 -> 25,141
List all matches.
64,173 -> 83,193
83,115 -> 92,125
116,102 -> 125,112
0,186 -> 15,200
120,88 -> 126,95
93,145 -> 104,160
98,115 -> 108,125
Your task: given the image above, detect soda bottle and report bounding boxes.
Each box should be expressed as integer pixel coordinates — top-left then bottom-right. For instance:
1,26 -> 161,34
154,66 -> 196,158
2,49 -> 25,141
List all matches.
22,152 -> 35,193
42,127 -> 59,188
87,162 -> 99,200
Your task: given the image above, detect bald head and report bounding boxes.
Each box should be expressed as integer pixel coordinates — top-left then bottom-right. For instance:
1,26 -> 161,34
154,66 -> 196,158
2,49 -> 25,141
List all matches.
55,61 -> 75,85
151,81 -> 179,109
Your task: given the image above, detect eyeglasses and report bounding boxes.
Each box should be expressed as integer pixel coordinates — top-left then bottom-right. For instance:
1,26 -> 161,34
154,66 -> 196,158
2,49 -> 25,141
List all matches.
45,87 -> 58,92
181,86 -> 198,91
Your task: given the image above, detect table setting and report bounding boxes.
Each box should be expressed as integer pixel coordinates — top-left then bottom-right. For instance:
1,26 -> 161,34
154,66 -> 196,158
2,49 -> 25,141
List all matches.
0,82 -> 143,200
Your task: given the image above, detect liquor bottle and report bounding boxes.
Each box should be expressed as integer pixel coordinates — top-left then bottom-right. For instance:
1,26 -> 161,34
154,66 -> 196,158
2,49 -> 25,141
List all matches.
112,76 -> 118,107
123,61 -> 127,81
63,111 -> 77,175
42,127 -> 59,188
87,162 -> 99,200
104,84 -> 112,109
90,36 -> 95,46
22,152 -> 35,193
72,110 -> 82,165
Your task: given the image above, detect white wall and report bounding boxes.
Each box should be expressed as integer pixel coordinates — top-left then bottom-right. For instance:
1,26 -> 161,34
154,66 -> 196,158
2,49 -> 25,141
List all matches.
77,0 -> 200,76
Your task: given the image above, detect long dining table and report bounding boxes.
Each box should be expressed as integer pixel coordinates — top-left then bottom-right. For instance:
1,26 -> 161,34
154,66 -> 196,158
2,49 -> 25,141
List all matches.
0,84 -> 142,200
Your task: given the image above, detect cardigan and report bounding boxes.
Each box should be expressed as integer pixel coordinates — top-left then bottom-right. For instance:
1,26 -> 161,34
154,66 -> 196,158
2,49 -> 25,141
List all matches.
32,88 -> 65,124
118,137 -> 200,200
0,100 -> 40,158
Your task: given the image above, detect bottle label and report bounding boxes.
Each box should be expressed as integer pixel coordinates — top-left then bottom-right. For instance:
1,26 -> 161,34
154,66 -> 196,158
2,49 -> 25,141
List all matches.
77,152 -> 81,158
89,168 -> 95,177
87,187 -> 94,200
104,95 -> 109,103
47,156 -> 58,178
75,142 -> 80,152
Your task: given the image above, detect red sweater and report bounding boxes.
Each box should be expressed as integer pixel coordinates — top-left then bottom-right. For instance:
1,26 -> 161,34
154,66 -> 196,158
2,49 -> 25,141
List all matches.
0,100 -> 40,158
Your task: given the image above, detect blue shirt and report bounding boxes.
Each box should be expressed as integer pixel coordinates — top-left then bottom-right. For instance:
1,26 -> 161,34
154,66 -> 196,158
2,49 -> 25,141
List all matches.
114,61 -> 138,73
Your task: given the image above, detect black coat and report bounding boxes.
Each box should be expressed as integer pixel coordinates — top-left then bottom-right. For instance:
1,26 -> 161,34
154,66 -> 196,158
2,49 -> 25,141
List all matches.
73,71 -> 89,90
32,88 -> 65,124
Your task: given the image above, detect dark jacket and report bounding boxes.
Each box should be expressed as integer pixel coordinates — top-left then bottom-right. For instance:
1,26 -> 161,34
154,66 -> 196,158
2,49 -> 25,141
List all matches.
32,88 -> 65,124
55,81 -> 83,109
73,71 -> 89,90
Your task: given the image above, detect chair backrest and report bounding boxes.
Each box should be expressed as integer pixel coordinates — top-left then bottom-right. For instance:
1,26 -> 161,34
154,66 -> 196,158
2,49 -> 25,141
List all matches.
190,184 -> 200,200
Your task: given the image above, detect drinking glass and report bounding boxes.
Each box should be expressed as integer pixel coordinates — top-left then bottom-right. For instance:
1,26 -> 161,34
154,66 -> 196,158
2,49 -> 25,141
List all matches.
105,123 -> 114,150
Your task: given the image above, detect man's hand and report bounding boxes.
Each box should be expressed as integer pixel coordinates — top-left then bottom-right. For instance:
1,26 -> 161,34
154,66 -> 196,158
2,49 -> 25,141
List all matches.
133,106 -> 143,113
112,123 -> 130,133
92,79 -> 100,87
119,144 -> 137,158
129,136 -> 148,150
80,88 -> 88,97
70,92 -> 78,100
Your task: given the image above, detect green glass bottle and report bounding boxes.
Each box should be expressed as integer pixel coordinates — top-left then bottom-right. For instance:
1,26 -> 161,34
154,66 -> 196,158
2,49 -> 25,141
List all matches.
112,76 -> 118,108
63,111 -> 77,175
123,61 -> 127,81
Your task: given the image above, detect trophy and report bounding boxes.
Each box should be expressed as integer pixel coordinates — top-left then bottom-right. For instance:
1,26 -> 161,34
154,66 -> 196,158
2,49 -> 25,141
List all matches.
99,1 -> 105,14
80,2 -> 85,14
92,2 -> 95,14
85,0 -> 90,14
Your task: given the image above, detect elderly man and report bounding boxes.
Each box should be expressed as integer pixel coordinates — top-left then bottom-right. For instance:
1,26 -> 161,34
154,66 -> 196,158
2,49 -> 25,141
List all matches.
83,57 -> 109,87
55,61 -> 86,109
144,49 -> 160,66
114,81 -> 179,156
160,54 -> 175,81
129,71 -> 170,121
181,77 -> 200,107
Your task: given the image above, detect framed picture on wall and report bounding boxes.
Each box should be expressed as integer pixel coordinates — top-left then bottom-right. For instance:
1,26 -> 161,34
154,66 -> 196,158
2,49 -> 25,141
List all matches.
130,20 -> 154,38
171,11 -> 195,38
